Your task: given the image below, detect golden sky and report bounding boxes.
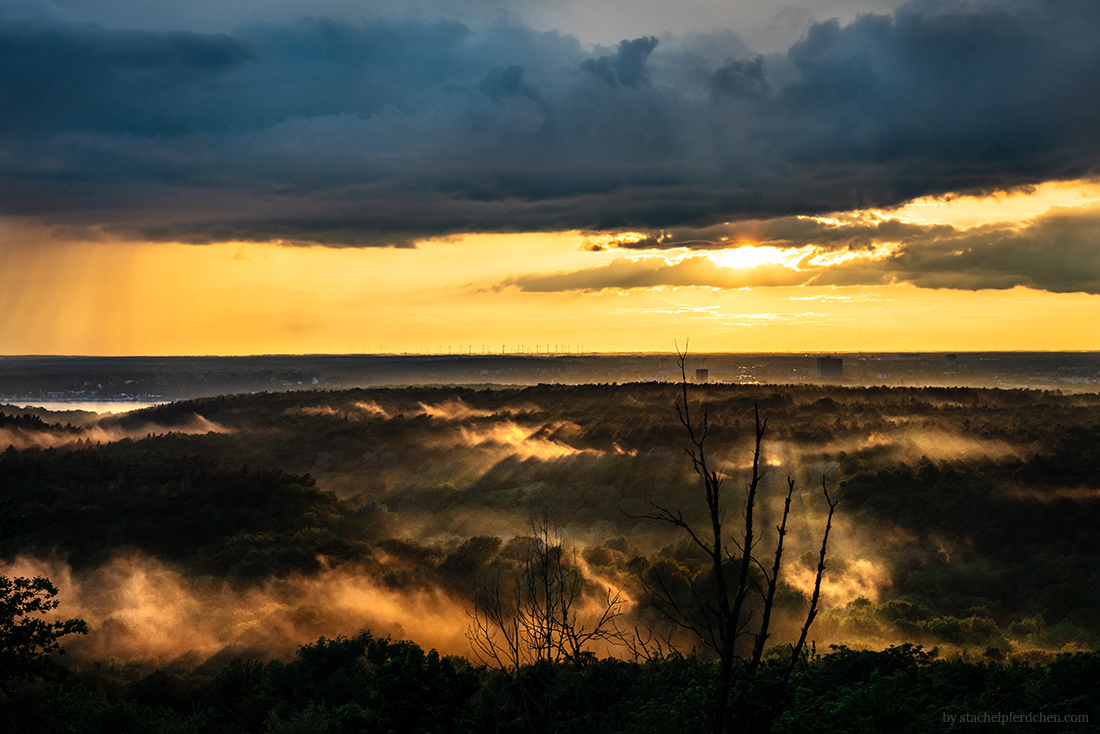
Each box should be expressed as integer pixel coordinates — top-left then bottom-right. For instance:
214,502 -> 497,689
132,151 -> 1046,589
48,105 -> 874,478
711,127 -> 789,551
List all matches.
4,2 -> 1100,356
2,180 -> 1097,356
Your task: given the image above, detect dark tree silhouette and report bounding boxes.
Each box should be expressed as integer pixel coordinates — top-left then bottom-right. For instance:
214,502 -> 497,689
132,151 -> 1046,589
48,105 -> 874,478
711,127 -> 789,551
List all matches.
0,499 -> 87,686
638,346 -> 838,734
467,514 -> 624,671
467,515 -> 625,734
0,575 -> 87,684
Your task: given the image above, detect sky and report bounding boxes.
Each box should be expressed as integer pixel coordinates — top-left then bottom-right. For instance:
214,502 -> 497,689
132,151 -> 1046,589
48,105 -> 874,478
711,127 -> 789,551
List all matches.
0,0 -> 1098,355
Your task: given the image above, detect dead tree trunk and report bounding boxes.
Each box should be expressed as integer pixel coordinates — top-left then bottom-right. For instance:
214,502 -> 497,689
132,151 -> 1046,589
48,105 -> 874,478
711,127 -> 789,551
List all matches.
638,344 -> 838,734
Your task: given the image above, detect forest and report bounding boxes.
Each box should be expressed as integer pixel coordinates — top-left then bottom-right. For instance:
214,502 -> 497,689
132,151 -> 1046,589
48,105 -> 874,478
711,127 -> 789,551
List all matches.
1,380 -> 1098,732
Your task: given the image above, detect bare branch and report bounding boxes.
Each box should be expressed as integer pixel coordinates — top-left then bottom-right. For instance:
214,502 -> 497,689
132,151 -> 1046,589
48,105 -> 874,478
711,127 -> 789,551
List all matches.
766,479 -> 839,730
467,512 -> 627,673
636,344 -> 839,734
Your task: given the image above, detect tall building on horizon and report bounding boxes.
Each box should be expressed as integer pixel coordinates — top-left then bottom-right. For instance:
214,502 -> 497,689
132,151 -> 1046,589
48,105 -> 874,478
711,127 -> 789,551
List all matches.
816,357 -> 843,379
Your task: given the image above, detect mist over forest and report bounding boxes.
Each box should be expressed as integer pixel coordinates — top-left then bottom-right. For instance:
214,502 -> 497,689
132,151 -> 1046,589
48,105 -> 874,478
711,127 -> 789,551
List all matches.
2,375 -> 1099,731
5,0 -> 1100,727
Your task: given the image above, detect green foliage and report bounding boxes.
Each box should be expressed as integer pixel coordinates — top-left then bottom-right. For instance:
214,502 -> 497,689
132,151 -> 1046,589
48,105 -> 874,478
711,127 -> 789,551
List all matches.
774,645 -> 1100,734
3,383 -> 1100,730
0,673 -> 199,733
0,449 -> 378,579
0,575 -> 87,683
200,631 -> 480,734
0,497 -> 87,688
4,636 -> 1096,734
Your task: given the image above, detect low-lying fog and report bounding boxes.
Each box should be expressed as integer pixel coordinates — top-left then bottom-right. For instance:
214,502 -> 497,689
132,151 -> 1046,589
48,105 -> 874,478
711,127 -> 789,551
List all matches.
4,383 -> 1097,669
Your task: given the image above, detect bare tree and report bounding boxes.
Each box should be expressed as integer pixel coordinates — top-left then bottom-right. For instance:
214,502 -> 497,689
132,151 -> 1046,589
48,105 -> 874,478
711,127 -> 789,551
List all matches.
467,514 -> 625,672
637,345 -> 838,734
467,515 -> 626,734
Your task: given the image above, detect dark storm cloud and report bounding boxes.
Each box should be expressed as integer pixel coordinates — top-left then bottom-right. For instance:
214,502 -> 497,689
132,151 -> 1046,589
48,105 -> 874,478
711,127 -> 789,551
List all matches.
505,206 -> 1100,294
603,216 -> 958,251
1,0 -> 1100,248
582,36 -> 660,87
885,206 -> 1100,293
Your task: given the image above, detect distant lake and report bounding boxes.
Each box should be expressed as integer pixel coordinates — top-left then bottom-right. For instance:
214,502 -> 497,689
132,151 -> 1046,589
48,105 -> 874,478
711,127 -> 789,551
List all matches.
2,401 -> 167,415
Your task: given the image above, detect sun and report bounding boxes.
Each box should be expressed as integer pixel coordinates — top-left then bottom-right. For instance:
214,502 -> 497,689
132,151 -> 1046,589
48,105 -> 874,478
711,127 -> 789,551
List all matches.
707,245 -> 790,270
